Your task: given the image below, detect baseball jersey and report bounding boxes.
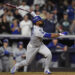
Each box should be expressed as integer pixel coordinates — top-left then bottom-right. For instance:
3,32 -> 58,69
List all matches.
20,20 -> 32,37
67,6 -> 75,21
0,46 -> 12,60
47,42 -> 65,49
18,5 -> 30,17
13,48 -> 26,62
29,25 -> 45,47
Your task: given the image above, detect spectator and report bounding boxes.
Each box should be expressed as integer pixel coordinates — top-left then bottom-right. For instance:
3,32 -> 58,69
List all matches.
63,0 -> 69,11
47,39 -> 68,67
70,41 -> 75,67
18,1 -> 30,17
67,0 -> 75,21
56,12 -> 71,33
0,3 -> 4,17
35,11 -> 40,16
11,19 -> 20,34
70,20 -> 75,34
0,17 -> 3,33
47,39 -> 67,51
45,0 -> 55,12
6,10 -> 14,24
40,9 -> 47,20
33,0 -> 45,6
1,15 -> 11,34
27,0 -> 34,6
13,41 -> 27,72
0,39 -> 12,72
20,15 -> 32,37
34,4 -> 41,12
1,8 -> 8,17
13,9 -> 22,21
6,5 -> 14,12
71,41 -> 75,48
53,7 -> 58,24
43,12 -> 56,33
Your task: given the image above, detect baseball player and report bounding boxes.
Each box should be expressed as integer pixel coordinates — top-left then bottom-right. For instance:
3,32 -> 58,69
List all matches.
13,41 -> 27,72
0,39 -> 12,72
11,11 -> 67,74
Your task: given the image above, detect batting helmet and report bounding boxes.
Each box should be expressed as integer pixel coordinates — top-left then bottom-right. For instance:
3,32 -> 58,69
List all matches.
3,39 -> 9,43
32,16 -> 42,24
17,41 -> 23,48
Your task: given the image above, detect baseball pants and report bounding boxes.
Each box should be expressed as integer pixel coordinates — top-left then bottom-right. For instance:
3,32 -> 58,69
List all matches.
11,43 -> 52,72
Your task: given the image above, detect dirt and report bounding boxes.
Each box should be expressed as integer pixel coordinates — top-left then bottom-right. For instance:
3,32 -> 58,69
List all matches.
0,72 -> 75,75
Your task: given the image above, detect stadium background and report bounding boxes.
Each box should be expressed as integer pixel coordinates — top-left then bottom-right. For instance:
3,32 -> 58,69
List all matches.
0,0 -> 75,75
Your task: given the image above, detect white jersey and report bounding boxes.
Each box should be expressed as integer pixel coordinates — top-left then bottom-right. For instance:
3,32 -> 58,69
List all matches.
18,5 -> 30,17
20,20 -> 32,37
34,0 -> 45,6
29,26 -> 45,47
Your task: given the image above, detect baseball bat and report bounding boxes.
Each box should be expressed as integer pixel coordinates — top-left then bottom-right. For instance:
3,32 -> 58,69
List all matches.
5,3 -> 30,13
5,3 -> 37,17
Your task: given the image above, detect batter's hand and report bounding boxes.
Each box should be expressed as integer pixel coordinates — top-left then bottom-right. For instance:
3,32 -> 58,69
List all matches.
59,32 -> 68,36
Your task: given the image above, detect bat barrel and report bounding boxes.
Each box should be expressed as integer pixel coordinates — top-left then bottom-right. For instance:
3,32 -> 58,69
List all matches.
5,3 -> 30,13
5,3 -> 16,8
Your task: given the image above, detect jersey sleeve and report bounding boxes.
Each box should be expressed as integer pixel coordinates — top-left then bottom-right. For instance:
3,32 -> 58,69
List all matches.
43,33 -> 51,38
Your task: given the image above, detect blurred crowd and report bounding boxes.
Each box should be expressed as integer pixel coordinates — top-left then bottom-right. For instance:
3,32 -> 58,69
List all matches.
0,0 -> 75,36
0,0 -> 75,72
0,38 -> 75,72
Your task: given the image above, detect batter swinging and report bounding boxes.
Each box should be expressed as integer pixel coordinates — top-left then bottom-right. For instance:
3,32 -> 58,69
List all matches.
11,11 -> 67,74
